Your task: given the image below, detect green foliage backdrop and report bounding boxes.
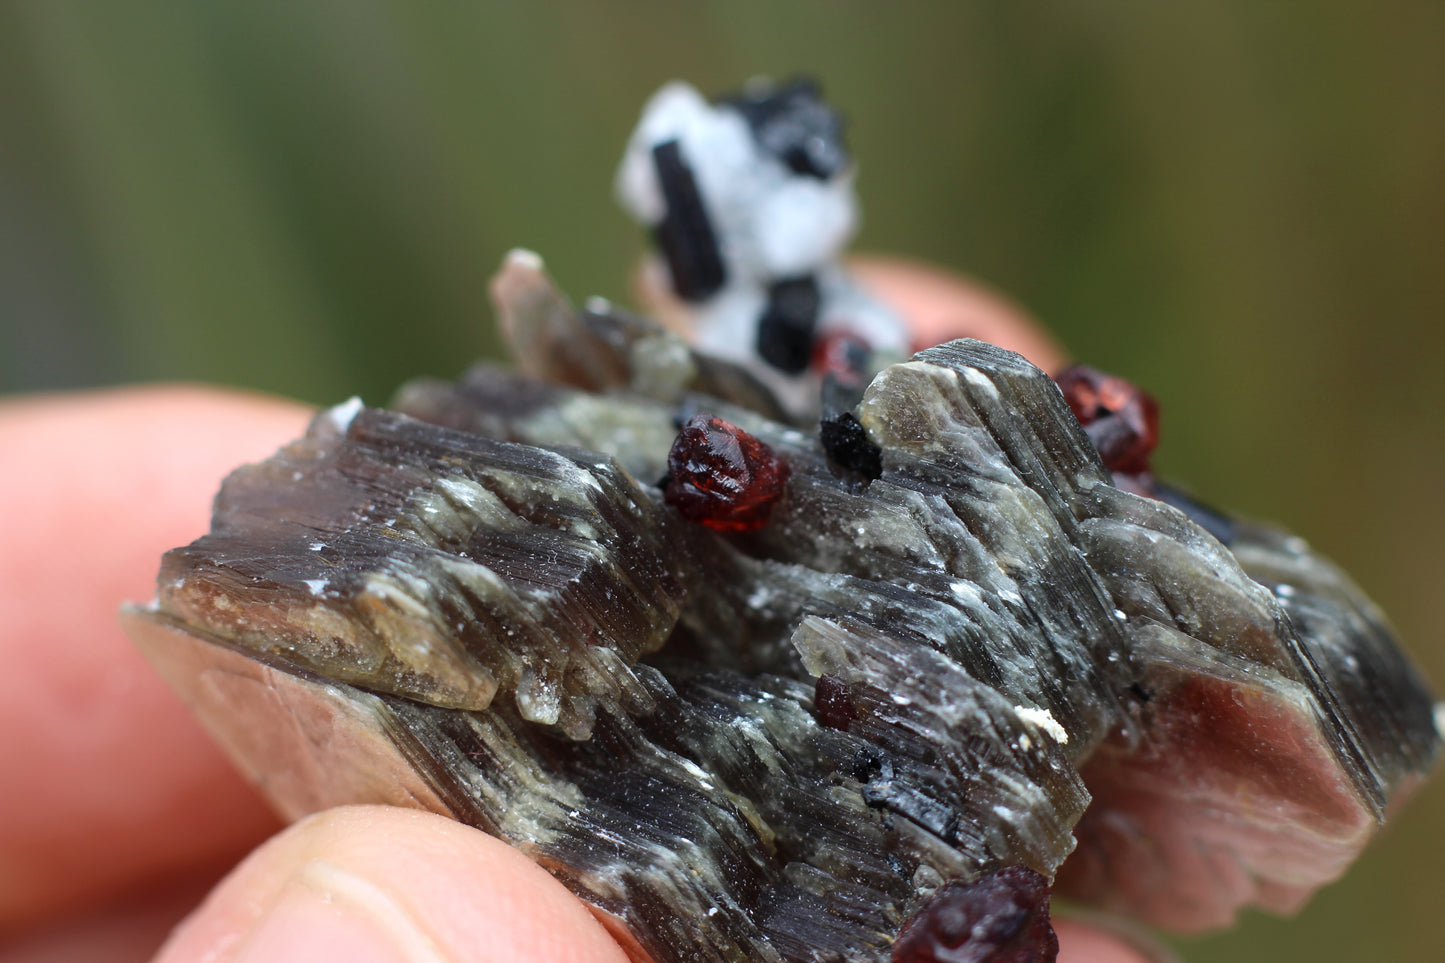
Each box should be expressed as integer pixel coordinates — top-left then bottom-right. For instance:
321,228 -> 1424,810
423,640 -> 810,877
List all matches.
2,4 -> 1441,960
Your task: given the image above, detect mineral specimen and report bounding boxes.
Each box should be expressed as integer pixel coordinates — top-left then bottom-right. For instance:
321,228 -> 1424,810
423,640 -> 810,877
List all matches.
124,82 -> 1441,963
614,79 -> 910,418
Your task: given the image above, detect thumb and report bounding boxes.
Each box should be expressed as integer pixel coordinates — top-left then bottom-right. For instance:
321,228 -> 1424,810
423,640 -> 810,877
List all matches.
850,255 -> 1067,373
155,806 -> 632,963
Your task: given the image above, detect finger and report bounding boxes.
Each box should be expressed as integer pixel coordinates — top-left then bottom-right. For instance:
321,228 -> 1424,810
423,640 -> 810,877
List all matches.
155,806 -> 632,963
149,804 -> 1166,963
0,872 -> 213,963
0,889 -> 1165,963
850,255 -> 1068,372
1056,918 -> 1168,963
0,386 -> 312,928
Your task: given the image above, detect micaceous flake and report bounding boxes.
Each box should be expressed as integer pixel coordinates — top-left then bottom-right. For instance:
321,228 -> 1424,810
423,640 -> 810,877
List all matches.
124,79 -> 1441,963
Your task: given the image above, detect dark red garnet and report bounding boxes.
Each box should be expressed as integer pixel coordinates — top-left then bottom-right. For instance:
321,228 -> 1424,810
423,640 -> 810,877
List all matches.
1053,365 -> 1160,476
813,674 -> 857,731
811,329 -> 873,386
891,866 -> 1058,963
663,414 -> 790,532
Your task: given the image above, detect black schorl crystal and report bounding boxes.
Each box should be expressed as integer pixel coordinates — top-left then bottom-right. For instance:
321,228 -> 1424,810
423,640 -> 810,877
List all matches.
650,139 -> 727,301
720,77 -> 850,180
126,254 -> 1441,962
819,409 -> 884,482
757,276 -> 823,374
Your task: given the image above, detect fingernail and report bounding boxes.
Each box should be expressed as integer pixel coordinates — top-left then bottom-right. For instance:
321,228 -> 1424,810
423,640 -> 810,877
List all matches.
234,861 -> 446,963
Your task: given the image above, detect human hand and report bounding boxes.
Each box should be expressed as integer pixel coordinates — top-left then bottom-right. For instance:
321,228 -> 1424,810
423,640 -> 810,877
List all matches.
0,261 -> 1162,963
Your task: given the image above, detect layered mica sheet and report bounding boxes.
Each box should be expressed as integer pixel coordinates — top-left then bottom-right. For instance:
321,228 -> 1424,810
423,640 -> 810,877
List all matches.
133,260 -> 1441,961
160,404 -> 690,737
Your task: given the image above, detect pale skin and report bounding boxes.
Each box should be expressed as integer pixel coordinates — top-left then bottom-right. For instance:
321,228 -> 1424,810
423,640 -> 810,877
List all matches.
0,260 -> 1154,963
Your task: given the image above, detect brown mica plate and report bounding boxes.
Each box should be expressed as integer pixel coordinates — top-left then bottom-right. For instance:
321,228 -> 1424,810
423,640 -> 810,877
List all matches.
124,252 -> 1441,963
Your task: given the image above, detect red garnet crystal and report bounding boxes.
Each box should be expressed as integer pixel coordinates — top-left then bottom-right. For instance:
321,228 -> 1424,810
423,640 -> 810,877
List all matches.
813,674 -> 857,731
891,866 -> 1059,963
811,329 -> 873,386
664,413 -> 790,532
1053,365 -> 1160,476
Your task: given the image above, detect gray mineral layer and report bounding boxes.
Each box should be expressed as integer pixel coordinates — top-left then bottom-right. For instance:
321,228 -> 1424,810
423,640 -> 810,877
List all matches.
126,258 -> 1441,962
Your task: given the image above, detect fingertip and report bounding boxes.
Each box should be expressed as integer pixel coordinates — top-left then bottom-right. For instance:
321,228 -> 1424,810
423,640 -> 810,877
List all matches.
0,384 -> 313,614
1056,917 -> 1177,963
850,256 -> 1068,373
157,806 -> 633,963
0,385 -> 310,926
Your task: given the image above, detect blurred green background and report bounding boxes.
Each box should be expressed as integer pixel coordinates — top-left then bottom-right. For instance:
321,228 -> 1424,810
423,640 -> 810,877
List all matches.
2,2 -> 1441,960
